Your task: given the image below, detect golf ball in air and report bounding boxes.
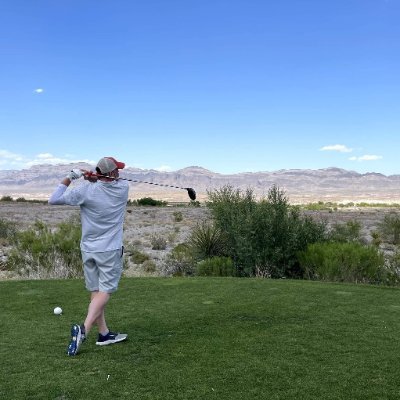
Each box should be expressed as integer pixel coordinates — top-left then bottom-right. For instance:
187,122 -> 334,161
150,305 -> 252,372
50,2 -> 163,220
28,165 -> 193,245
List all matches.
53,307 -> 62,315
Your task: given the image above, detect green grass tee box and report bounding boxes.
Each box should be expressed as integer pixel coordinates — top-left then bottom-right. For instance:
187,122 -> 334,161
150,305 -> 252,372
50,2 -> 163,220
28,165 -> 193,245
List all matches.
1,277 -> 400,399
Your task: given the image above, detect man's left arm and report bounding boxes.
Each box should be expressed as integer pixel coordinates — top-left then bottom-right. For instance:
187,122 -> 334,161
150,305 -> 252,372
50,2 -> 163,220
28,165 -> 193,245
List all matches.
48,169 -> 83,205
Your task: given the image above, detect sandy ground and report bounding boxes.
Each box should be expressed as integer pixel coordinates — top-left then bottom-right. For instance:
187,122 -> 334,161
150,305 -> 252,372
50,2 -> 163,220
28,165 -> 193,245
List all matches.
0,202 -> 398,279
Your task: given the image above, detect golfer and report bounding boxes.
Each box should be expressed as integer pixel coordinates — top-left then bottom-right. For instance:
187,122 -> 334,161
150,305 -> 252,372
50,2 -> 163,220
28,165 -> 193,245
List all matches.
49,156 -> 129,356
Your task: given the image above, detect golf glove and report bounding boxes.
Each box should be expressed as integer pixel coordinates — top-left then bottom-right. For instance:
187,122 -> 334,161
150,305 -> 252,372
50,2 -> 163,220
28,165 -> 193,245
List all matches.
66,169 -> 83,180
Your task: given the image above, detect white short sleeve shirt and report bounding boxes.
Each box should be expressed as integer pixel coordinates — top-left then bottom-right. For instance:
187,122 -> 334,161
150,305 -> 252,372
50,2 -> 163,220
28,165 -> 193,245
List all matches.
50,180 -> 129,252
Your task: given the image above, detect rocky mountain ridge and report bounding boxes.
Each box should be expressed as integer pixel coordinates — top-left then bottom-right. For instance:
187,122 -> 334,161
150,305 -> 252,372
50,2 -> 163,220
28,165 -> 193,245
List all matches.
1,164 -> 400,203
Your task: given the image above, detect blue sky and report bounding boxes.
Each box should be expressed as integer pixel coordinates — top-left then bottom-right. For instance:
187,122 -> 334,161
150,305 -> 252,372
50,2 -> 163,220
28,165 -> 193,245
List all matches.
1,0 -> 399,175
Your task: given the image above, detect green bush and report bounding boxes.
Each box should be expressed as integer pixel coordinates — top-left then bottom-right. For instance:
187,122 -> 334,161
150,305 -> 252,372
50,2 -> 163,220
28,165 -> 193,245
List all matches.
302,201 -> 330,211
385,250 -> 400,285
328,220 -> 362,243
298,242 -> 388,284
130,249 -> 150,264
207,185 -> 327,277
161,243 -> 195,276
377,212 -> 400,245
0,218 -> 17,241
371,231 -> 382,247
173,211 -> 183,222
142,260 -> 157,273
136,197 -> 167,207
0,196 -> 13,202
150,234 -> 167,250
197,256 -> 236,277
6,219 -> 82,278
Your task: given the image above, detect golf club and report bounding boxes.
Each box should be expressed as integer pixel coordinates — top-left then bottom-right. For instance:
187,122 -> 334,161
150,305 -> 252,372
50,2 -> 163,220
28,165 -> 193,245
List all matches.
91,172 -> 197,201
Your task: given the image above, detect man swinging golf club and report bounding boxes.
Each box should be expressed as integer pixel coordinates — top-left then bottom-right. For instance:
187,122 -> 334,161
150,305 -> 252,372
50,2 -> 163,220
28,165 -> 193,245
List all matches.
49,156 -> 129,356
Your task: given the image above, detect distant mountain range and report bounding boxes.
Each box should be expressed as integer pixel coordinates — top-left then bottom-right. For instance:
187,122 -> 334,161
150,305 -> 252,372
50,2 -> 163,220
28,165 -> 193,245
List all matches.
1,163 -> 400,203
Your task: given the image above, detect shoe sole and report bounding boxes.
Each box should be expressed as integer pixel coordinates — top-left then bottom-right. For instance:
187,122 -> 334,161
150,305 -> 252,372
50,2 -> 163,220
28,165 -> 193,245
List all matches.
96,336 -> 127,346
67,324 -> 82,356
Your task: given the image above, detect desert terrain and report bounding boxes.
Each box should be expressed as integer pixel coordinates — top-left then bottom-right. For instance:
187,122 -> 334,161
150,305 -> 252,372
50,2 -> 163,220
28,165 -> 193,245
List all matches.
0,202 -> 207,279
1,201 -> 398,280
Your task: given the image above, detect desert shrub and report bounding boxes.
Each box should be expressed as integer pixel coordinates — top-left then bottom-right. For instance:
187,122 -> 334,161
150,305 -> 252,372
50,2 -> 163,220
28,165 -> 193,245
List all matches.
328,220 -> 362,243
189,200 -> 201,207
0,218 -> 17,241
167,231 -> 178,244
384,253 -> 400,280
197,256 -> 236,277
173,211 -> 183,222
206,186 -> 255,275
385,250 -> 400,285
187,220 -> 228,260
207,185 -> 327,277
6,219 -> 82,279
377,212 -> 400,245
150,234 -> 167,250
136,197 -> 167,207
130,249 -> 150,264
161,243 -> 195,276
298,242 -> 387,284
142,260 -> 157,273
371,231 -> 382,247
303,201 -> 330,211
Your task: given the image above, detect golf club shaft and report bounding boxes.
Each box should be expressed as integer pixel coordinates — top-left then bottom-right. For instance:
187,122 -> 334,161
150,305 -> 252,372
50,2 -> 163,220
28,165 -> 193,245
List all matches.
91,173 -> 196,200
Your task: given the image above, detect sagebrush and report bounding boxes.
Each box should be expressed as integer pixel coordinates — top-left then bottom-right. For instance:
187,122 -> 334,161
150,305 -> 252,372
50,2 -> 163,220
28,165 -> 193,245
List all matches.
6,219 -> 82,279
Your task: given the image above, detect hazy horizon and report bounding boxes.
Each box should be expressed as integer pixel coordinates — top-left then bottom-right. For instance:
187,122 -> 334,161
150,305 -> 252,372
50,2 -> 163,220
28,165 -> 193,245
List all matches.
1,162 -> 398,177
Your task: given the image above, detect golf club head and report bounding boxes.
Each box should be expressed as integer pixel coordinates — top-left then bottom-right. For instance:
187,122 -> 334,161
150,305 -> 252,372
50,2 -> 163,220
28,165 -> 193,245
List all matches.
186,188 -> 196,201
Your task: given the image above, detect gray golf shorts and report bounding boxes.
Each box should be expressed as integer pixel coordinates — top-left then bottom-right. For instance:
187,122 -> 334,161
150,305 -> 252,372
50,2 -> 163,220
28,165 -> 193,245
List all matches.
81,247 -> 124,294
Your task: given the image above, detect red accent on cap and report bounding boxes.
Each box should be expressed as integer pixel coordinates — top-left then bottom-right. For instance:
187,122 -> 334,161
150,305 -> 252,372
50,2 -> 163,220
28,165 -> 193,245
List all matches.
106,157 -> 125,169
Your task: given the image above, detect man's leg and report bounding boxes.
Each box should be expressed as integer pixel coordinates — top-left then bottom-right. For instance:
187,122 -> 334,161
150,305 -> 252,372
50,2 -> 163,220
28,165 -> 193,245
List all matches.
84,291 -> 110,336
84,249 -> 127,347
87,290 -> 128,347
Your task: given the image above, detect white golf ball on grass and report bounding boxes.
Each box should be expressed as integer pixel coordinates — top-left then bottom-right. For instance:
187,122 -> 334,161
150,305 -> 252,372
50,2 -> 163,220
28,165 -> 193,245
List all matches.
53,307 -> 62,315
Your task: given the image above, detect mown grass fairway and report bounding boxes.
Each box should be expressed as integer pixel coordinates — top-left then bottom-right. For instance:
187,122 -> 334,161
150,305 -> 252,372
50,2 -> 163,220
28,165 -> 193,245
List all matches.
1,278 -> 400,399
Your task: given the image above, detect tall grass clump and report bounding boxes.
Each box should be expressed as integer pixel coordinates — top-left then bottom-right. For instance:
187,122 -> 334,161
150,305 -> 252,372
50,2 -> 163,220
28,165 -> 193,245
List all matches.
298,242 -> 396,284
206,185 -> 327,278
6,219 -> 82,279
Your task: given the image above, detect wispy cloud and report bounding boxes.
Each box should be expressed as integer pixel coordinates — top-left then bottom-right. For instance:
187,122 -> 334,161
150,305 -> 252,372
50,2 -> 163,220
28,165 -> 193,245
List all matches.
0,149 -> 23,160
0,149 -> 95,170
34,88 -> 44,94
0,150 -> 24,166
26,153 -> 96,166
320,144 -> 353,153
349,155 -> 383,162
